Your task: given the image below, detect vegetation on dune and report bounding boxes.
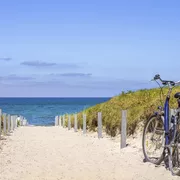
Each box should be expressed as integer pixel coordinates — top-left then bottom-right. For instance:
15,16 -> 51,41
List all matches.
64,87 -> 180,137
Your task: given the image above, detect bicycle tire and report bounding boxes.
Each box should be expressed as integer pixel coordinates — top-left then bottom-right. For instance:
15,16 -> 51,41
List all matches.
142,115 -> 164,165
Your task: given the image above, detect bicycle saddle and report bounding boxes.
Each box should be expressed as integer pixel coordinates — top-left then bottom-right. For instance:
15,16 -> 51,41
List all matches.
174,92 -> 180,98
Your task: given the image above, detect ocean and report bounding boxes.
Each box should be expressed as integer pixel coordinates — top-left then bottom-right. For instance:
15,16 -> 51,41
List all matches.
0,98 -> 110,126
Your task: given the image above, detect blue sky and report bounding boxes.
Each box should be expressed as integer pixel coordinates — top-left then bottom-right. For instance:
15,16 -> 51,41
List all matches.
0,0 -> 180,97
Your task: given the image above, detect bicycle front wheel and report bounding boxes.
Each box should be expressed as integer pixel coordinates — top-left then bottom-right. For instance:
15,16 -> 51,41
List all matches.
142,115 -> 164,164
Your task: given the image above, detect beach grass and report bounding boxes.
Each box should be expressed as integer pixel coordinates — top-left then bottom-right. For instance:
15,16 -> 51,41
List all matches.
65,87 -> 180,137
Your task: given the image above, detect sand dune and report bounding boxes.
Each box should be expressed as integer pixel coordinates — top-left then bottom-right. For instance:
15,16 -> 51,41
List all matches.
0,126 -> 179,180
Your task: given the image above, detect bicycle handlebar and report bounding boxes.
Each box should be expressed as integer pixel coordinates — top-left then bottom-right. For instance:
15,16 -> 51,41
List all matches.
153,74 -> 180,87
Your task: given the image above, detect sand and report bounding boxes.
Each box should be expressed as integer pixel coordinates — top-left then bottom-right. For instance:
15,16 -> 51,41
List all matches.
0,126 -> 179,180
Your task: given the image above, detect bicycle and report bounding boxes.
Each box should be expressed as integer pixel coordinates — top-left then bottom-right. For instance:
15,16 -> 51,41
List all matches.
142,74 -> 180,176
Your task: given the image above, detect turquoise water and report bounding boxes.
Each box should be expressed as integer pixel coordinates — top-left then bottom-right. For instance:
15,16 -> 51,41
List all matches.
0,98 -> 110,126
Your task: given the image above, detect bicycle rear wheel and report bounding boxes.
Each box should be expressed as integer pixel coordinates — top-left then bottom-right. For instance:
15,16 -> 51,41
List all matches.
142,115 -> 164,164
169,143 -> 180,175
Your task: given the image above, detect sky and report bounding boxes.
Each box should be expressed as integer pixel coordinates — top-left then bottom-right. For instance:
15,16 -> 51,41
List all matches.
0,0 -> 180,97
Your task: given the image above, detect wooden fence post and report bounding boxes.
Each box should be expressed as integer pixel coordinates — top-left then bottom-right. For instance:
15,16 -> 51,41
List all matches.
121,110 -> 127,149
68,115 -> 71,130
7,114 -> 10,133
59,116 -> 62,126
14,115 -> 15,129
14,115 -> 17,129
19,116 -> 21,126
20,116 -> 23,126
63,115 -> 65,127
13,116 -> 16,130
11,116 -> 14,131
22,117 -> 24,126
3,113 -> 7,135
74,114 -> 78,132
16,116 -> 18,128
12,116 -> 14,130
55,116 -> 58,126
22,117 -> 26,126
98,112 -> 102,138
83,113 -> 86,134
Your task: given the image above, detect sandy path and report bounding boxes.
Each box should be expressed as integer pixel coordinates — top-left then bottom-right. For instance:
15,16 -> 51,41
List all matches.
0,126 -> 179,180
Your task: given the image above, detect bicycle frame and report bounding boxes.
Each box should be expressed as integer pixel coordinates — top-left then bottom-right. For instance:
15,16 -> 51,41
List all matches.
164,95 -> 170,145
164,86 -> 172,146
